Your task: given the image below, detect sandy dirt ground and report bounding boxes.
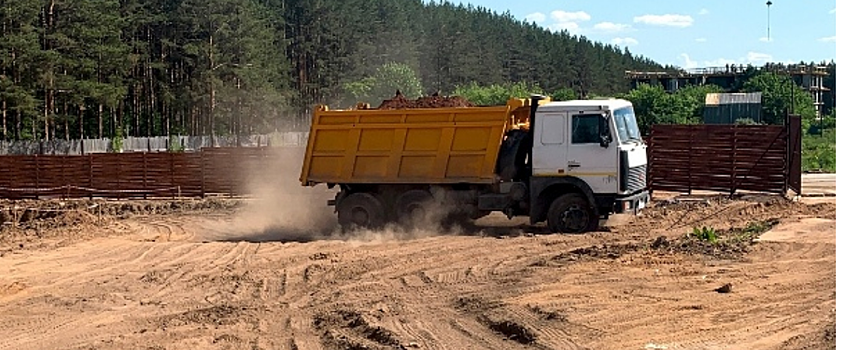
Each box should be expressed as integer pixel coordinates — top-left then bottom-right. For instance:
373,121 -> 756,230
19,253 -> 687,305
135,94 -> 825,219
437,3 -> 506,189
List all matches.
0,147 -> 836,350
0,189 -> 835,350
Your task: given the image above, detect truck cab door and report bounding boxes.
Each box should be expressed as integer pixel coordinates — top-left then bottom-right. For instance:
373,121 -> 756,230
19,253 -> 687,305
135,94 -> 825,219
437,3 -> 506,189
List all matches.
565,111 -> 618,194
532,113 -> 568,176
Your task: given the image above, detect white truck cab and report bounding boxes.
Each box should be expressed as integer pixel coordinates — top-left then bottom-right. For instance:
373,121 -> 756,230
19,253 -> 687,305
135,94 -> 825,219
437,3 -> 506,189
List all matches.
520,98 -> 650,232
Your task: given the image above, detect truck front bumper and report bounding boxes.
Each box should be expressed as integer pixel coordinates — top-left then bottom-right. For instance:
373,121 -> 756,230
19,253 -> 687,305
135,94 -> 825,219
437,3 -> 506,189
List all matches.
613,190 -> 650,215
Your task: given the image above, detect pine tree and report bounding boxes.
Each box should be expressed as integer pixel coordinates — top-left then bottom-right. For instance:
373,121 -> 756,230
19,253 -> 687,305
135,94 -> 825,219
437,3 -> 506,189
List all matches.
0,0 -> 41,140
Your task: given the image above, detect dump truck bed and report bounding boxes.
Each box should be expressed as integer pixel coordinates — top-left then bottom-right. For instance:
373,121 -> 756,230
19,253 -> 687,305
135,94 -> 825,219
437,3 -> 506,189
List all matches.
300,104 -> 521,186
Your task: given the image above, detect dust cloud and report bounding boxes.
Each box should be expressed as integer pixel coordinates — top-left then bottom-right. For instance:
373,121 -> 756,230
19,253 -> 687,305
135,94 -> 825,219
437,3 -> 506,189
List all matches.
217,147 -> 338,242
213,147 -> 469,243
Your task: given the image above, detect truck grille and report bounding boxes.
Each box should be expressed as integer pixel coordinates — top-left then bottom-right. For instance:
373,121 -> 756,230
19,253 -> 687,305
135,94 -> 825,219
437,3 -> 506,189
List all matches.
626,165 -> 647,192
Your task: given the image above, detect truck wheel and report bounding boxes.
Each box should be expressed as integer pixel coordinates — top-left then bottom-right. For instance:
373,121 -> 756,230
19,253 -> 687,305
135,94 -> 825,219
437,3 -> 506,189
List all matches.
395,190 -> 435,227
547,193 -> 598,234
337,192 -> 386,230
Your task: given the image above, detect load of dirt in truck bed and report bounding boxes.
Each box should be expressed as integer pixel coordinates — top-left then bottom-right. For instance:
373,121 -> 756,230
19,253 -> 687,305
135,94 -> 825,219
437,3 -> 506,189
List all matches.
376,90 -> 475,109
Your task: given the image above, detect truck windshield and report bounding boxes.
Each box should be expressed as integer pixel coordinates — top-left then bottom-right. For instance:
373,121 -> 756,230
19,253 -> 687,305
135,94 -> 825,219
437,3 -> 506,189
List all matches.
613,106 -> 642,143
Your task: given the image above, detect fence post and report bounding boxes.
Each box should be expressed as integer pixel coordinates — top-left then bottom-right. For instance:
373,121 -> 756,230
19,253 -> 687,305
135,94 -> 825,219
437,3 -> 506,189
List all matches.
730,126 -> 738,196
201,150 -> 206,198
143,152 -> 148,199
88,154 -> 94,200
117,154 -> 123,200
171,152 -> 176,199
60,155 -> 66,199
786,115 -> 803,195
646,135 -> 653,194
230,149 -> 236,198
687,125 -> 692,195
35,155 -> 40,200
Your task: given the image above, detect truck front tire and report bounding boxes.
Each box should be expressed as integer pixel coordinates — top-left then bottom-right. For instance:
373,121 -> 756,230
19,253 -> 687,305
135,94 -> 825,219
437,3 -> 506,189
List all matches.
547,193 -> 598,234
337,192 -> 386,230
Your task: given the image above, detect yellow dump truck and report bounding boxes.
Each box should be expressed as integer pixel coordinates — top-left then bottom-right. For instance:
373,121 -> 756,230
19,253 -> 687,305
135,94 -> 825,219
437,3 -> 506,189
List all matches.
300,96 -> 650,233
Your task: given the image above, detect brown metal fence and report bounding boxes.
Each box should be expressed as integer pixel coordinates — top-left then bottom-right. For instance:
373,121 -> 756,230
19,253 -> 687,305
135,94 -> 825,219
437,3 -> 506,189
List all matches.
0,147 -> 276,199
647,121 -> 799,195
0,120 -> 805,199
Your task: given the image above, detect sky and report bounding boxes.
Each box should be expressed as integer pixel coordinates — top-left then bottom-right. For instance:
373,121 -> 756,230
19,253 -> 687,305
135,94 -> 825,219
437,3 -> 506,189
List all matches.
459,0 -> 836,69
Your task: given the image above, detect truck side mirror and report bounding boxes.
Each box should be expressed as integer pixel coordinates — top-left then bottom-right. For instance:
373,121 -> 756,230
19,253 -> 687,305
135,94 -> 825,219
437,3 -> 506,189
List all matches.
599,115 -> 612,148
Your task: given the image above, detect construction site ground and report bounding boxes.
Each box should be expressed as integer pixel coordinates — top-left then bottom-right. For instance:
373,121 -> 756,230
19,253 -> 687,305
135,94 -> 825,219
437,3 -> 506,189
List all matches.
0,177 -> 836,350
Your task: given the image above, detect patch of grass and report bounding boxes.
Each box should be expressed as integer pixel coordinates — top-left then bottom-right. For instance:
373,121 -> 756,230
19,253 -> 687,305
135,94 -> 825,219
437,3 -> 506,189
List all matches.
691,226 -> 717,243
742,219 -> 777,235
724,219 -> 778,244
688,220 -> 778,247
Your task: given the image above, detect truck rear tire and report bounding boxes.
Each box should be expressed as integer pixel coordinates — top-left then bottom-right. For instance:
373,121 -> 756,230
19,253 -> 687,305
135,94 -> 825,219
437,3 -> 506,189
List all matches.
395,190 -> 435,228
337,192 -> 386,230
547,193 -> 598,234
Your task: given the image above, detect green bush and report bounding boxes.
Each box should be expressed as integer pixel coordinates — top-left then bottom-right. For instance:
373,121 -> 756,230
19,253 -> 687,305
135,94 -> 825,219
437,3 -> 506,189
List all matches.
110,127 -> 124,153
169,135 -> 185,153
803,128 -> 836,172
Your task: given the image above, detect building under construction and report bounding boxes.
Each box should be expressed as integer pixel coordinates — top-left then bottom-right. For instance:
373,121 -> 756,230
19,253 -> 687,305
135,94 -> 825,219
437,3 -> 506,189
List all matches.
625,64 -> 831,117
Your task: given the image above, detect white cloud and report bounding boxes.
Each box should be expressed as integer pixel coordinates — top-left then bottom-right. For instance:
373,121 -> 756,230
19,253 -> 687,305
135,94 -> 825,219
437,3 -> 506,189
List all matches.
695,37 -> 707,42
551,10 -> 590,22
704,52 -> 772,67
698,8 -> 710,15
745,52 -> 773,65
525,12 -> 546,23
702,58 -> 737,67
682,52 -> 774,69
593,22 -> 630,33
759,37 -> 774,43
633,14 -> 694,28
679,53 -> 698,69
550,21 -> 581,33
549,10 -> 591,33
818,36 -> 836,42
611,37 -> 639,46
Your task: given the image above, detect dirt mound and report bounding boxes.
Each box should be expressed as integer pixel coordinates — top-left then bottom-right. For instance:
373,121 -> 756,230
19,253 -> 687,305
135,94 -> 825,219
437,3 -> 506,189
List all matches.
553,219 -> 778,263
376,91 -> 475,110
313,310 -> 402,350
616,195 -> 835,240
0,198 -> 244,253
778,318 -> 835,350
0,198 -> 241,226
565,243 -> 641,260
483,318 -> 537,344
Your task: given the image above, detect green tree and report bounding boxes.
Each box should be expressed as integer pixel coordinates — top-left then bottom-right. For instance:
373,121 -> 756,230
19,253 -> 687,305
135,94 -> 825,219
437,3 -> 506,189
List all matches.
550,87 -> 577,102
343,62 -> 423,106
674,84 -> 724,124
370,62 -> 423,102
743,72 -> 816,125
0,0 -> 42,140
453,81 -> 543,106
621,83 -> 692,133
0,0 -> 686,143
